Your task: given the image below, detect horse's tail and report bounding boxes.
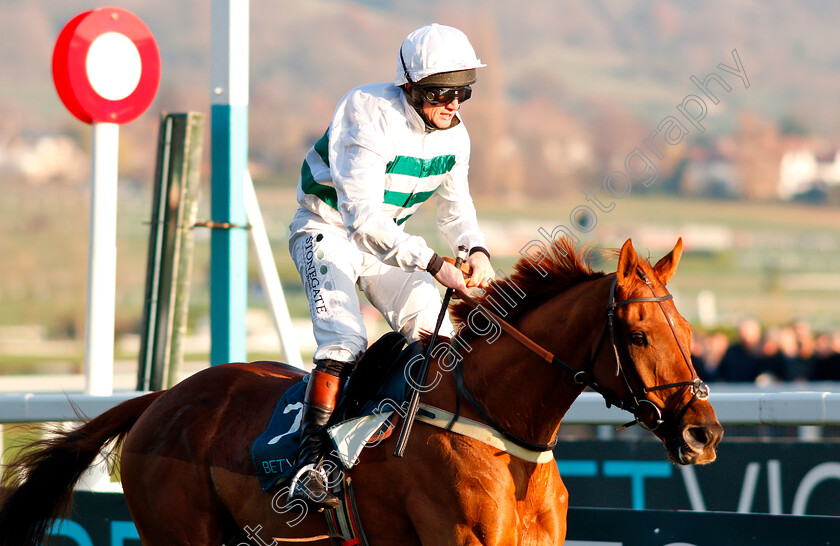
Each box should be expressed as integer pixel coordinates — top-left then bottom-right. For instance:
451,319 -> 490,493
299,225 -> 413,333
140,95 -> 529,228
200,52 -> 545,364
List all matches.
0,391 -> 164,546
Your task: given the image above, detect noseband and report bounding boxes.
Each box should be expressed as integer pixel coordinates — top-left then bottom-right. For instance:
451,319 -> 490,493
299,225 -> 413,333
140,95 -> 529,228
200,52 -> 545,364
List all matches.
451,270 -> 710,452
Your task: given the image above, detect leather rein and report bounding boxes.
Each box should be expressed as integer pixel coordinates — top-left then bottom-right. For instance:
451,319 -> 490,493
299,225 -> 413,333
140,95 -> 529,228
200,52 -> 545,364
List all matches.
449,270 -> 711,454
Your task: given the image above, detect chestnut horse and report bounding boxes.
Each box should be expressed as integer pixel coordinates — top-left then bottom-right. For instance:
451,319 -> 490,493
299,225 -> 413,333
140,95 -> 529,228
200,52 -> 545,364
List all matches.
0,238 -> 722,545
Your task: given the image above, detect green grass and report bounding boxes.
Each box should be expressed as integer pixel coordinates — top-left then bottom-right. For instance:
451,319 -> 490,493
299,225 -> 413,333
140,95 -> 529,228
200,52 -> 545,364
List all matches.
1,423 -> 43,469
1,423 -> 123,484
2,182 -> 838,375
0,355 -> 83,375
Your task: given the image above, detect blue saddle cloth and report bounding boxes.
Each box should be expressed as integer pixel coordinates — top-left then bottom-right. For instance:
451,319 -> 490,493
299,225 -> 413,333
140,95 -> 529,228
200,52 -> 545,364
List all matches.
250,379 -> 308,489
251,335 -> 423,490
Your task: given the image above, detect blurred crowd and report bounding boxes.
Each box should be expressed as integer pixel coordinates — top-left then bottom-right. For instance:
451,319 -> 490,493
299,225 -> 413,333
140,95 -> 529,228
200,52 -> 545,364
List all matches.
692,319 -> 840,384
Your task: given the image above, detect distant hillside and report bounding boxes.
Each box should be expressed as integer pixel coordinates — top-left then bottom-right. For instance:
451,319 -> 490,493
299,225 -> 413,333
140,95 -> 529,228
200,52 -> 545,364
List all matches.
2,0 -> 840,192
2,0 -> 840,341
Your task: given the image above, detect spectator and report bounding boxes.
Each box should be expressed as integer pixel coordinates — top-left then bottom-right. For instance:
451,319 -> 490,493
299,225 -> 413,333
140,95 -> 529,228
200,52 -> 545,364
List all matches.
690,331 -> 713,381
755,328 -> 785,383
792,320 -> 817,380
715,319 -> 763,382
813,331 -> 840,381
702,331 -> 730,381
776,326 -> 811,383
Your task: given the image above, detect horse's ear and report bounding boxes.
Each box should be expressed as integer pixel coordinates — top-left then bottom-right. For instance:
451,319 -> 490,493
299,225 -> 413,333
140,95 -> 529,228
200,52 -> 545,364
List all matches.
653,237 -> 683,285
616,238 -> 638,287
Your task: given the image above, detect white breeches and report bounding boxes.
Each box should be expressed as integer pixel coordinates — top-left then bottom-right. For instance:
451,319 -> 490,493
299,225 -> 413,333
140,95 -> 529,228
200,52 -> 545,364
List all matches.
289,209 -> 452,363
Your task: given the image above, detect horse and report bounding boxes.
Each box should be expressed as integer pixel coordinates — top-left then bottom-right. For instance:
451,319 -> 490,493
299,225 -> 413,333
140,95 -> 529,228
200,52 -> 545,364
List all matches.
0,238 -> 723,545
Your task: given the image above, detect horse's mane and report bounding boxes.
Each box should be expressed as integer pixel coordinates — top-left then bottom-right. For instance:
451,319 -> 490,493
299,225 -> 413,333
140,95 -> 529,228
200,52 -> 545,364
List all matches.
450,238 -> 607,337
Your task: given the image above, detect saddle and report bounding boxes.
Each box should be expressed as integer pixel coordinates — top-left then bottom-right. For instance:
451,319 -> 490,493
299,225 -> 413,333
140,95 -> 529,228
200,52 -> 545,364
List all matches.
334,331 -> 421,423
251,332 -> 423,491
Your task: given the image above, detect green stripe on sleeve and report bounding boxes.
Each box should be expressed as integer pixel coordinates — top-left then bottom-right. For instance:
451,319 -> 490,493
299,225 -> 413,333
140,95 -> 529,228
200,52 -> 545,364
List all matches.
300,128 -> 338,209
300,160 -> 338,210
313,128 -> 330,165
302,133 -> 456,214
386,154 -> 456,178
383,188 -> 437,208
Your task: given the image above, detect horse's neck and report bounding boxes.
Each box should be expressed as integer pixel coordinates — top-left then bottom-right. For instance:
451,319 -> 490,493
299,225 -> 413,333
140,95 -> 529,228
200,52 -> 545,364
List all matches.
459,276 -> 612,446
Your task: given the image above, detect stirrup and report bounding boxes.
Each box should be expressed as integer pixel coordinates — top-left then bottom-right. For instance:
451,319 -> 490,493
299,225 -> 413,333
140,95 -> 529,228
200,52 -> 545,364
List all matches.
288,464 -> 340,510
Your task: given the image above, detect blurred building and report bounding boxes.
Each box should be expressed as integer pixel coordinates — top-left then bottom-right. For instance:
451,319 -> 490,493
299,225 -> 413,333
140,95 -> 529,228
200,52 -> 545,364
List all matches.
0,134 -> 88,185
778,143 -> 840,201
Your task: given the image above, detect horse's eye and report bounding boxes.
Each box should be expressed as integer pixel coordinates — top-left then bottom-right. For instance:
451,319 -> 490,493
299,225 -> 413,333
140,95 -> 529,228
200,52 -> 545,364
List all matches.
630,332 -> 647,346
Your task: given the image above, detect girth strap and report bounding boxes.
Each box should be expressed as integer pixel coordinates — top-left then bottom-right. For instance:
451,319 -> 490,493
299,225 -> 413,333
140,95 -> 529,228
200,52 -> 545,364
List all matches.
416,403 -> 555,463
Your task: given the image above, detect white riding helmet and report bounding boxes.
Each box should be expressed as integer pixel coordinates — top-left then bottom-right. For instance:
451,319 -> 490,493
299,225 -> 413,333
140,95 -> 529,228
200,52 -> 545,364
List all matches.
395,23 -> 486,87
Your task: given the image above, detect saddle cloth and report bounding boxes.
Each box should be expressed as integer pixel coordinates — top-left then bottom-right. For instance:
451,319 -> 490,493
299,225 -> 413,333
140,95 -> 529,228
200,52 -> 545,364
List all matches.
251,333 -> 421,490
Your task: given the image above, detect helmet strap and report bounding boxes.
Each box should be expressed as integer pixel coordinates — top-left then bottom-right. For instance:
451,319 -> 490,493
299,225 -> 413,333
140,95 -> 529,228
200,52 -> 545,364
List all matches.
399,46 -> 414,86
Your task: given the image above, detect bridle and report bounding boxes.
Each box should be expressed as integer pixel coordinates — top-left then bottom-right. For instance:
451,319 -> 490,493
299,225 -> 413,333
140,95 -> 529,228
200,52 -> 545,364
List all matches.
604,270 -> 710,431
450,270 -> 711,453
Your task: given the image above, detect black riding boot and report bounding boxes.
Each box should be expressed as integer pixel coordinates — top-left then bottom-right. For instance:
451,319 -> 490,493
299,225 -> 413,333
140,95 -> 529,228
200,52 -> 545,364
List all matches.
288,365 -> 345,509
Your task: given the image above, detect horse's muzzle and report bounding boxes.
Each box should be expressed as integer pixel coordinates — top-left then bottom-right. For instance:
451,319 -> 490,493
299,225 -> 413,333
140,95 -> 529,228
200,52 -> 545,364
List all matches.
674,421 -> 724,465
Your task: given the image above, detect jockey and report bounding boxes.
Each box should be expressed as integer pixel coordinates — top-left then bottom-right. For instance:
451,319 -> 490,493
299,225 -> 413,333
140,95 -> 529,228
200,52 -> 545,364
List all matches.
287,23 -> 494,509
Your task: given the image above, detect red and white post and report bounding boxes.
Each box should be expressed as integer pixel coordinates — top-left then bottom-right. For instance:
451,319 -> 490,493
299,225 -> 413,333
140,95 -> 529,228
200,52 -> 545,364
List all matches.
52,6 -> 160,489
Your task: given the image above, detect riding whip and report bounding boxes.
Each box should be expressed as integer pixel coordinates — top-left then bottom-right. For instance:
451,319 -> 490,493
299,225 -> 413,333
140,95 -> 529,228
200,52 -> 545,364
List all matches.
393,245 -> 468,457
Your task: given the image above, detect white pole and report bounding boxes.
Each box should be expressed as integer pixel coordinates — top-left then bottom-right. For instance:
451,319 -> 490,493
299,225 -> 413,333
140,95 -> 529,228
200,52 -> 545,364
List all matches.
244,171 -> 304,369
697,289 -> 717,329
84,122 -> 118,397
79,121 -> 120,491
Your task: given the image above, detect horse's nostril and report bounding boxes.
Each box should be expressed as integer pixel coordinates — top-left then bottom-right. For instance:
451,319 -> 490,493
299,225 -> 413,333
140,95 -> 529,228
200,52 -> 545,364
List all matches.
684,426 -> 710,449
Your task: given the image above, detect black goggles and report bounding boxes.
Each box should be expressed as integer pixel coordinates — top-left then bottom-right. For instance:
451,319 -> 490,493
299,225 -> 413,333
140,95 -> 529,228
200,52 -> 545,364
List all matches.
417,85 -> 472,106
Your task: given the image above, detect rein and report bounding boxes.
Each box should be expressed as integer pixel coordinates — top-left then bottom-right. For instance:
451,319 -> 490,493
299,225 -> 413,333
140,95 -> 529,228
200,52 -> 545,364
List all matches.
450,271 -> 710,451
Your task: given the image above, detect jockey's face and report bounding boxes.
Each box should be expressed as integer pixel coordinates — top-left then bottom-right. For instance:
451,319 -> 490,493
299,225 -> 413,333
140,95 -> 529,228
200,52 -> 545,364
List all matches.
422,98 -> 460,129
